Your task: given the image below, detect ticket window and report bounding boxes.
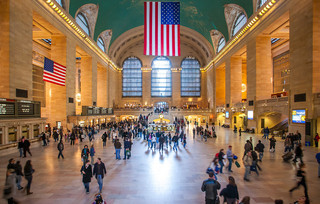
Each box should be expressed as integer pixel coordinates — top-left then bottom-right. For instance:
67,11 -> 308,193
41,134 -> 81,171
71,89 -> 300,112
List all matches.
22,125 -> 29,139
0,128 -> 3,145
33,124 -> 40,138
8,127 -> 17,143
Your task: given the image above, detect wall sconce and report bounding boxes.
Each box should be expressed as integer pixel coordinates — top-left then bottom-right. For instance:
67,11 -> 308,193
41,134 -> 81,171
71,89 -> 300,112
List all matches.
76,93 -> 81,102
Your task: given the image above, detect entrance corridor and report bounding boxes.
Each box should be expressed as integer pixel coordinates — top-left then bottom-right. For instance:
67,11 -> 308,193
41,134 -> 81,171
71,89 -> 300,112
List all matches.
0,126 -> 319,204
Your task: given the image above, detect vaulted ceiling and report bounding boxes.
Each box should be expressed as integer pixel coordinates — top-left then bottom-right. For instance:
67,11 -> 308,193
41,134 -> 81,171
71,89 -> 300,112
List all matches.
69,0 -> 253,49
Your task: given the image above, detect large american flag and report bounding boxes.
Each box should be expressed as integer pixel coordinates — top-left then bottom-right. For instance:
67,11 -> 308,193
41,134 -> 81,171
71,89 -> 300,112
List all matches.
144,2 -> 180,56
43,57 -> 66,86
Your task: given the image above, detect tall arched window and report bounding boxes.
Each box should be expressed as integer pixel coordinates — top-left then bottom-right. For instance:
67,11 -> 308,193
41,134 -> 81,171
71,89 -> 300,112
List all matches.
258,0 -> 268,9
151,57 -> 172,97
217,37 -> 226,53
232,13 -> 247,37
122,57 -> 142,97
181,57 -> 201,97
55,0 -> 65,9
97,37 -> 106,53
76,13 -> 90,35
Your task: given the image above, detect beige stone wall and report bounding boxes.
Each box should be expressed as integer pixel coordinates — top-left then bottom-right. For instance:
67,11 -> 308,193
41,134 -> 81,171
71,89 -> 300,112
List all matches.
216,65 -> 226,106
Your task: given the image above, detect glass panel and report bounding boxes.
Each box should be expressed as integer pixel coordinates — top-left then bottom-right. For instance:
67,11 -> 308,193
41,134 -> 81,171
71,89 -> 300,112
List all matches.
122,57 -> 142,97
181,57 -> 201,97
258,0 -> 268,9
151,57 -> 172,97
55,0 -> 63,8
232,13 -> 247,37
76,13 -> 90,35
97,37 -> 106,52
217,37 -> 226,53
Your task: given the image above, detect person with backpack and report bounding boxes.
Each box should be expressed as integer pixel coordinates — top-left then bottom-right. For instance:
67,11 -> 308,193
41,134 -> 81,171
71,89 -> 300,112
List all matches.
81,145 -> 90,165
255,140 -> 265,162
57,141 -> 64,159
22,137 -> 32,158
24,160 -> 34,195
219,176 -> 239,204
201,172 -> 221,204
218,149 -> 225,174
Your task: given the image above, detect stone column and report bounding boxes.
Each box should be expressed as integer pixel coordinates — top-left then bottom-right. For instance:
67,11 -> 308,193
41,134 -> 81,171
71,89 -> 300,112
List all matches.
66,38 -> 76,116
215,66 -> 226,106
81,56 -> 93,106
230,56 -> 242,105
92,58 -> 98,106
47,35 -> 67,128
171,71 -> 181,106
288,0 -> 314,139
0,0 -> 33,99
29,124 -> 33,139
97,65 -> 108,107
142,70 -> 151,106
3,126 -> 9,145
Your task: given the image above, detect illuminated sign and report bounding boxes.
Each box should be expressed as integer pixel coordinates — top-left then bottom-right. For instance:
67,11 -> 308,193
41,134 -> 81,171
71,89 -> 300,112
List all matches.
248,110 -> 254,120
292,110 -> 306,124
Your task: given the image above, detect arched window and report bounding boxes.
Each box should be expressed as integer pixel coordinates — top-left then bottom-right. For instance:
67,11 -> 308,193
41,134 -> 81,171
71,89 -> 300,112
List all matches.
55,0 -> 65,9
122,57 -> 142,97
258,0 -> 268,9
181,57 -> 201,97
151,57 -> 172,97
76,13 -> 90,35
97,37 -> 106,53
217,37 -> 226,53
232,13 -> 247,37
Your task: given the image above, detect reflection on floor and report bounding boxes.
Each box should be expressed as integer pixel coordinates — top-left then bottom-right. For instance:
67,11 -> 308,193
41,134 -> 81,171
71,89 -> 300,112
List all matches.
0,125 -> 319,204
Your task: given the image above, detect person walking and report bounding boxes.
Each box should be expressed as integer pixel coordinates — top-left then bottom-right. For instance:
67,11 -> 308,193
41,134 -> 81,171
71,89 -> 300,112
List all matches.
90,145 -> 96,165
269,136 -> 276,152
114,139 -> 122,160
255,140 -> 265,162
24,160 -> 34,195
15,161 -> 24,190
81,145 -> 90,165
316,152 -> 320,178
284,137 -> 292,152
102,132 -> 107,147
243,151 -> 253,181
123,138 -> 131,160
193,127 -> 196,139
314,133 -> 319,148
201,172 -> 221,204
159,135 -> 165,153
218,149 -> 225,174
18,139 -> 23,158
183,134 -> 187,148
172,134 -> 178,152
293,143 -> 304,164
289,163 -> 309,203
243,140 -> 252,158
80,160 -> 92,194
93,158 -> 107,193
22,137 -> 32,158
239,127 -> 242,136
151,135 -> 157,150
57,140 -> 64,159
4,169 -> 18,204
226,146 -> 234,173
219,176 -> 239,204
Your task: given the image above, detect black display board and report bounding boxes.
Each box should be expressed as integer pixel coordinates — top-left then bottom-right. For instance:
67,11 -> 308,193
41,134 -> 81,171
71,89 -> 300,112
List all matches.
17,103 -> 34,115
0,99 -> 40,118
0,103 -> 15,115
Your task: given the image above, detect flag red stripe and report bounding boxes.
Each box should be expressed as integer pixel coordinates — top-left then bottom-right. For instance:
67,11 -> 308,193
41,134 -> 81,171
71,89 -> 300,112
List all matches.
44,70 -> 65,80
43,75 -> 65,85
43,78 -> 65,86
149,2 -> 152,55
144,2 -> 147,55
166,25 -> 169,56
172,25 -> 175,57
155,2 -> 158,56
177,25 -> 181,56
43,71 -> 65,82
53,63 -> 66,71
161,24 -> 164,56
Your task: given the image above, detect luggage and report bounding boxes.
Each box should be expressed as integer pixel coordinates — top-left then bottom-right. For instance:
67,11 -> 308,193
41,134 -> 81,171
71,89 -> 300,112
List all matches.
235,161 -> 240,168
282,151 -> 293,162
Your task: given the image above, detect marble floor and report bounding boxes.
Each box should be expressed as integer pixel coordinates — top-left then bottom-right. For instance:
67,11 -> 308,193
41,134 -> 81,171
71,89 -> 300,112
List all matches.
0,125 -> 319,204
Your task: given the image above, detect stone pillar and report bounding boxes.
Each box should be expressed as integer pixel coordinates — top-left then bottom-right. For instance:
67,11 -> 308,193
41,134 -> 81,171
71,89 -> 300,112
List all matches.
29,124 -> 33,139
97,65 -> 108,107
215,66 -> 226,106
47,35 -> 67,128
3,126 -> 9,144
206,67 -> 215,110
172,71 -> 181,106
0,0 -> 33,99
92,58 -> 98,106
242,60 -> 247,100
288,0 -> 314,140
142,70 -> 151,106
81,56 -> 93,106
229,56 -> 242,105
66,38 -> 76,116
108,68 -> 117,108
201,71 -> 208,108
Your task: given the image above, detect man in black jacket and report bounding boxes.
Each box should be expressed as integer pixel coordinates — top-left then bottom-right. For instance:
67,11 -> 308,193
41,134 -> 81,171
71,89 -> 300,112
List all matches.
255,140 -> 265,162
22,137 -> 32,158
57,141 -> 64,159
93,158 -> 107,193
201,172 -> 221,204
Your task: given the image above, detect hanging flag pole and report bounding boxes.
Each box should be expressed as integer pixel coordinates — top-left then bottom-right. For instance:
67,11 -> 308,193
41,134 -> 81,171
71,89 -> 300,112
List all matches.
144,1 -> 180,57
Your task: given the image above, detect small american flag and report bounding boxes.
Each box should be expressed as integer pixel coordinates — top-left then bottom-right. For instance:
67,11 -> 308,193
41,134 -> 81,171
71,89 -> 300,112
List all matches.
43,57 -> 66,86
144,2 -> 180,56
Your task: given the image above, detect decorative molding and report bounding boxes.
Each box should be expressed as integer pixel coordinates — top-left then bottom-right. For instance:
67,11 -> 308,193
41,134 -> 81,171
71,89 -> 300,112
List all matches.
75,3 -> 99,38
98,29 -> 112,53
210,30 -> 225,55
224,4 -> 247,39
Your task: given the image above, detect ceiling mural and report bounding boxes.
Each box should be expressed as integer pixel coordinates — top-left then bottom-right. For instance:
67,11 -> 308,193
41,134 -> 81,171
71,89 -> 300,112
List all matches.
69,0 -> 253,49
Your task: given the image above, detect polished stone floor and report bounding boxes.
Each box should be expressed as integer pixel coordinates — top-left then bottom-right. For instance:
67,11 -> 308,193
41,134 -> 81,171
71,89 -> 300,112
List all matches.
0,125 -> 319,204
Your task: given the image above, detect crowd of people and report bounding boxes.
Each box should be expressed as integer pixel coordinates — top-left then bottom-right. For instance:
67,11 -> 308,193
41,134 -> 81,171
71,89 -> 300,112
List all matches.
2,114 -> 319,204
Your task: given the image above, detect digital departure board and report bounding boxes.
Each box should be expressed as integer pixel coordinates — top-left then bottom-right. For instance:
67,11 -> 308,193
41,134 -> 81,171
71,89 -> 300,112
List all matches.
101,108 -> 107,114
93,107 -> 100,115
0,103 -> 15,115
82,106 -> 113,116
17,103 -> 34,115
